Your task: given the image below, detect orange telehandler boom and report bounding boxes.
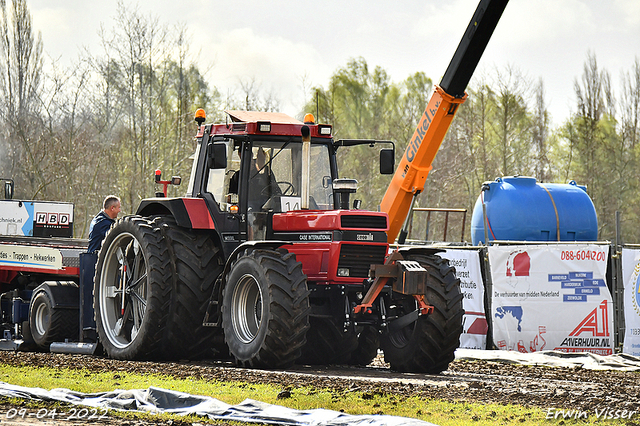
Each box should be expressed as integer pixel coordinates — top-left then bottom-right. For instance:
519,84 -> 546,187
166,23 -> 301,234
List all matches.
381,0 -> 509,243
353,0 -> 509,317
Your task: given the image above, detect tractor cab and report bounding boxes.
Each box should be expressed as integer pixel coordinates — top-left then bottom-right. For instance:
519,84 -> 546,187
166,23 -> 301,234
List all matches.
190,111 -> 335,242
188,110 -> 393,245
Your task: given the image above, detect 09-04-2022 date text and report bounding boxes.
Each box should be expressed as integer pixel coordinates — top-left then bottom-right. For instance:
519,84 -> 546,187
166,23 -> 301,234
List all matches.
4,407 -> 110,421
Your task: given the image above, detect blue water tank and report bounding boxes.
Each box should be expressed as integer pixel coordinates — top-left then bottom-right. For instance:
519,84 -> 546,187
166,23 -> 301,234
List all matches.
470,176 -> 598,245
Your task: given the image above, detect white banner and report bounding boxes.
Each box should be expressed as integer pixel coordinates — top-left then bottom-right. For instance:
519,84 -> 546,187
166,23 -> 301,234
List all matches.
0,244 -> 63,270
622,248 -> 640,356
489,244 -> 613,355
442,249 -> 487,350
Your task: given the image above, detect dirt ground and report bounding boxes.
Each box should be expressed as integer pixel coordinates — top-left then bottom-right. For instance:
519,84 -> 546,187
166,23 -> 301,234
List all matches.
0,351 -> 637,425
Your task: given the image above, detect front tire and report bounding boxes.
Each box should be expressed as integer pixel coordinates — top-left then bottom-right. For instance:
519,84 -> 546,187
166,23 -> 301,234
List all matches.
222,248 -> 310,368
380,253 -> 464,373
94,216 -> 172,360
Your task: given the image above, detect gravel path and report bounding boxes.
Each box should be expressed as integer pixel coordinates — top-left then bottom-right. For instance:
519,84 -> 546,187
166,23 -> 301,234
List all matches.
0,351 -> 638,425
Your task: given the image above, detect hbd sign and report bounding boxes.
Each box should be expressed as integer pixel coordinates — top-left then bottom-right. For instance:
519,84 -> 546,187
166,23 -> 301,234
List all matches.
36,212 -> 71,227
0,200 -> 74,237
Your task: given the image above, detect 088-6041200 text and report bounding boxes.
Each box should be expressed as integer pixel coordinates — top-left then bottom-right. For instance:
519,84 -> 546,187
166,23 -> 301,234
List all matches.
5,407 -> 109,421
560,250 -> 606,262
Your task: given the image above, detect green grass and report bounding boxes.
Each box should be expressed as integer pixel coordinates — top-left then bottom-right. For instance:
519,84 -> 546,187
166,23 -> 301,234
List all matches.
0,363 -> 633,426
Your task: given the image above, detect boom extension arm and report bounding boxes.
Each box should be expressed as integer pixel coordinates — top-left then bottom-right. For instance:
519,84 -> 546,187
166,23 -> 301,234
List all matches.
381,0 -> 509,243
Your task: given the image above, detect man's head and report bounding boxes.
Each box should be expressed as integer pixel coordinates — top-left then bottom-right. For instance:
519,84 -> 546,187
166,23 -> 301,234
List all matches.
103,195 -> 121,219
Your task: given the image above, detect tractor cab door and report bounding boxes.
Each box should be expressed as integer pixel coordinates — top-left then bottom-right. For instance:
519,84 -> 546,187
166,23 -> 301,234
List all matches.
201,139 -> 244,252
241,141 -> 301,240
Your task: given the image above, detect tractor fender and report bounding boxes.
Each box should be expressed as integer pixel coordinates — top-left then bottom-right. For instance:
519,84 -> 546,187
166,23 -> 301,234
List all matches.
137,198 -> 216,230
393,246 -> 445,259
32,281 -> 79,310
220,240 -> 290,288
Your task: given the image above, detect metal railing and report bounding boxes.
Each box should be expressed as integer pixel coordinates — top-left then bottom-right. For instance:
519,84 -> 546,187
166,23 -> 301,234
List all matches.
408,207 -> 467,242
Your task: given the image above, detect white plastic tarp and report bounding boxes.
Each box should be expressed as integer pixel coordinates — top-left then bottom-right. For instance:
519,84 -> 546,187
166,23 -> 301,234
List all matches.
456,348 -> 640,371
0,382 -> 437,426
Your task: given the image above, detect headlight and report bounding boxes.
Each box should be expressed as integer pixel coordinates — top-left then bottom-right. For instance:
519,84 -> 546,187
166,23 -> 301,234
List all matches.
337,268 -> 350,277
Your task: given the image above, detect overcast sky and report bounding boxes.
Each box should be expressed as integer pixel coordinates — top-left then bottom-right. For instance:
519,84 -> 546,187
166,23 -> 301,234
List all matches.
29,0 -> 640,127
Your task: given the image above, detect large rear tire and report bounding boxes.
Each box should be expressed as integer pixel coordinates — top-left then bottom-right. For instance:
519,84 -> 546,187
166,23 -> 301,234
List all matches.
94,216 -> 172,360
380,253 -> 464,373
156,217 -> 226,360
222,248 -> 310,368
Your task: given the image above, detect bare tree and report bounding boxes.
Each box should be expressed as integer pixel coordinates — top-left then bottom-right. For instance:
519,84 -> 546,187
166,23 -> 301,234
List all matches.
489,66 -> 533,176
573,52 -> 608,190
620,58 -> 640,151
567,51 -> 630,239
237,76 -> 281,112
0,0 -> 43,196
615,57 -> 640,241
532,78 -> 551,182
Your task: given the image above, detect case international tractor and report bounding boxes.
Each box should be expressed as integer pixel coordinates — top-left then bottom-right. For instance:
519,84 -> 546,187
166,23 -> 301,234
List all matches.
93,0 -> 508,373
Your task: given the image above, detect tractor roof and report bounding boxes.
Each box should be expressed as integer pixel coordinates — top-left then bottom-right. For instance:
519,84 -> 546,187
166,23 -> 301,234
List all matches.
226,110 -> 302,125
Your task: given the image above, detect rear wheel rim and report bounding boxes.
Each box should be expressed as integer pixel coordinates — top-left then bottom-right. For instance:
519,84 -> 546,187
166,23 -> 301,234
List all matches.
99,232 -> 148,349
34,301 -> 49,337
231,274 -> 263,344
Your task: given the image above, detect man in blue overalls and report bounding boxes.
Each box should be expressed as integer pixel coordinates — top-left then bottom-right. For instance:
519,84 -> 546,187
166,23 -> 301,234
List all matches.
88,195 -> 121,253
81,195 -> 121,343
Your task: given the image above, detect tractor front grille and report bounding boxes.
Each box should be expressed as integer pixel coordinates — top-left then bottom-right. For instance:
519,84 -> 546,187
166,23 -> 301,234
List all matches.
337,244 -> 387,278
340,215 -> 387,230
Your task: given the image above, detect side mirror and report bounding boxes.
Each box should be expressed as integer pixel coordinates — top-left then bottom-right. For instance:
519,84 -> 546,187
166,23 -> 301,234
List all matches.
380,149 -> 395,174
207,143 -> 227,169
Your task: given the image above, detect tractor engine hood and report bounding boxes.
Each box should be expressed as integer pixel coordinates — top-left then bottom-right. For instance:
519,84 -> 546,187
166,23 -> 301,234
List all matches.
271,210 -> 389,243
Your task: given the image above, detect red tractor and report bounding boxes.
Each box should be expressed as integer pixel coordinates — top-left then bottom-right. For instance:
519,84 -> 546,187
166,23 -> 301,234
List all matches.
93,0 -> 507,373
94,110 -> 462,372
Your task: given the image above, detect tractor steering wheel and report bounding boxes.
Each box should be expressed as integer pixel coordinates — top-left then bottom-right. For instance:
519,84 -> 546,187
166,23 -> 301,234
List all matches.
261,181 -> 295,196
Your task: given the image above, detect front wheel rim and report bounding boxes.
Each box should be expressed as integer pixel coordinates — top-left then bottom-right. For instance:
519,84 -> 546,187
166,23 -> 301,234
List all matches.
231,274 -> 263,344
99,232 -> 148,349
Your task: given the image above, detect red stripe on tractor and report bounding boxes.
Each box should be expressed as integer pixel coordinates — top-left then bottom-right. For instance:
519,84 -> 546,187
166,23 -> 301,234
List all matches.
182,199 -> 215,229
